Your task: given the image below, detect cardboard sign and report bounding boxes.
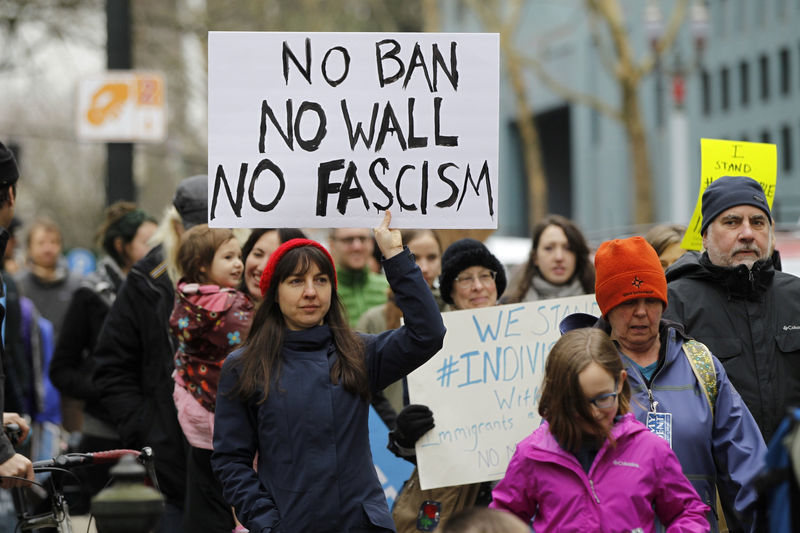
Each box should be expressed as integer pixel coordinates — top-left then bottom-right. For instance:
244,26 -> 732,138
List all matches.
208,32 -> 499,229
407,294 -> 599,490
681,138 -> 777,251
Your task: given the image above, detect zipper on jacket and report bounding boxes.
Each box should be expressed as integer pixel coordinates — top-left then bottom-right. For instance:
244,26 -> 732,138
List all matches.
648,388 -> 658,412
589,479 -> 600,503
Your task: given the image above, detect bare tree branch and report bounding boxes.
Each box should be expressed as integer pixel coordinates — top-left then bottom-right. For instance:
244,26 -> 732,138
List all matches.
521,54 -> 623,121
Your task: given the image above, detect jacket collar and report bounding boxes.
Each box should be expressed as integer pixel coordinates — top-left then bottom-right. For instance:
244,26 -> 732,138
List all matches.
698,251 -> 774,299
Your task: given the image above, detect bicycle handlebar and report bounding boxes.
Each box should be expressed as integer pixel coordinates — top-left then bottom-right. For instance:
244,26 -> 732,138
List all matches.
32,446 -> 155,471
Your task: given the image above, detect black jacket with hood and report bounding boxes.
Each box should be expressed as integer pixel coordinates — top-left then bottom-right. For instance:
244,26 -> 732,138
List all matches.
664,250 -> 800,442
93,245 -> 187,508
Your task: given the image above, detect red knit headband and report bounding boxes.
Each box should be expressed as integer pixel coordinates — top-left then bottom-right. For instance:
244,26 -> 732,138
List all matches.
259,238 -> 337,298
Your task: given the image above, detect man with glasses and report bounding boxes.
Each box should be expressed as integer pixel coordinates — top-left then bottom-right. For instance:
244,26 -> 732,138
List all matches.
329,227 -> 388,326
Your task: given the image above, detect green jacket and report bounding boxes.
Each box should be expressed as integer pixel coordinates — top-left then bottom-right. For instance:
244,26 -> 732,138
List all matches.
336,265 -> 388,326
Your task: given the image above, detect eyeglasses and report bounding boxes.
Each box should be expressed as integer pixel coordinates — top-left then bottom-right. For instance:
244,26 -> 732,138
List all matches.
454,270 -> 497,289
588,381 -> 619,409
333,235 -> 369,246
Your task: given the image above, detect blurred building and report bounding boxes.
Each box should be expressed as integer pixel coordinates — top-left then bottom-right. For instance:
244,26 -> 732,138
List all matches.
440,0 -> 800,238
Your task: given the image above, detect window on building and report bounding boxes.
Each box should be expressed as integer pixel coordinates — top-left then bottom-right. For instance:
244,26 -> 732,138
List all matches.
721,66 -> 730,110
780,47 -> 791,95
760,54 -> 770,100
781,125 -> 793,172
761,129 -> 772,144
739,60 -> 750,106
702,69 -> 712,115
590,107 -> 600,145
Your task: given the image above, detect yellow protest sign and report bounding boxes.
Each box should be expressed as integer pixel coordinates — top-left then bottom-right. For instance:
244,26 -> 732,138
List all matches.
681,138 -> 777,251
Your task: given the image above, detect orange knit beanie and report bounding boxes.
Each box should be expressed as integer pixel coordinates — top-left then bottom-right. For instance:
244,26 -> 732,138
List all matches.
594,236 -> 668,317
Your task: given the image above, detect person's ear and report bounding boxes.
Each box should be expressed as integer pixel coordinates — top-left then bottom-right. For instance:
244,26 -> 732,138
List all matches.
618,370 -> 628,391
113,236 -> 125,257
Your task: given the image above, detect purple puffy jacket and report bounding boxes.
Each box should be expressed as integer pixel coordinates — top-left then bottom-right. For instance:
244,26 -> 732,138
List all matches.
491,413 -> 710,532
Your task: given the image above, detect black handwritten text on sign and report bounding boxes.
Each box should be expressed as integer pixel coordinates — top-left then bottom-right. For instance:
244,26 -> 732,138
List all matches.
207,32 -> 499,229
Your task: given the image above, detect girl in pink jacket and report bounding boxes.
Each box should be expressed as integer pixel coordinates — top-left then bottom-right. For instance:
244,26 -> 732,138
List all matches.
491,328 -> 710,532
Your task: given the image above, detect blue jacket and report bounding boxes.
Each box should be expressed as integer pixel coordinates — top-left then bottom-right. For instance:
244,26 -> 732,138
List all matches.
212,249 -> 446,533
563,316 -> 766,532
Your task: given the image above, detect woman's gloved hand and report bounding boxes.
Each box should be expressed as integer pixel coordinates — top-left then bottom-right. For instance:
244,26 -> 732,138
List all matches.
393,404 -> 435,448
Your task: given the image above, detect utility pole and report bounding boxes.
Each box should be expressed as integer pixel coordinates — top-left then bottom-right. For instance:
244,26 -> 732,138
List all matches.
106,0 -> 135,205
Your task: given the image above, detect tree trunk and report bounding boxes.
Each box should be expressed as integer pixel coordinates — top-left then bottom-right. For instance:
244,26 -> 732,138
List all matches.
504,40 -> 548,230
622,82 -> 654,224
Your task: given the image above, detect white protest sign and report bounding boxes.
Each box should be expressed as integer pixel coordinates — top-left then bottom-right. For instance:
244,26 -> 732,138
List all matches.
408,294 -> 600,490
208,32 -> 499,229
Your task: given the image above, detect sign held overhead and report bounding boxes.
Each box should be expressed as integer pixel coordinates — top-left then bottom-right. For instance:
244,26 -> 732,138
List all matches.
208,32 -> 499,229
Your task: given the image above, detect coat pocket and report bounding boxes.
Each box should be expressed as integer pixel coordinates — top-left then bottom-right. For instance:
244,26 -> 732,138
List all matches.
701,336 -> 742,362
775,330 -> 800,354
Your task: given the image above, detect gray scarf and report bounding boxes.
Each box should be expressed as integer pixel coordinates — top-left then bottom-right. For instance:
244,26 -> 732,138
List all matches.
524,276 -> 585,301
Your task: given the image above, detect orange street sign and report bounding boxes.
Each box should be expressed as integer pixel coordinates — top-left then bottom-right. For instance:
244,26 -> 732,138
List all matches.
76,71 -> 167,142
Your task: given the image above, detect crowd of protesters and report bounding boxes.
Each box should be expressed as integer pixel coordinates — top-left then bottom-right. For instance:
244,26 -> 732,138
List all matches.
0,137 -> 796,533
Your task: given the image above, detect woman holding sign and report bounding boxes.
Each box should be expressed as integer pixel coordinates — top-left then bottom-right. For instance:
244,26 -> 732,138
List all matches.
389,238 -> 506,533
211,212 -> 445,533
561,236 -> 765,532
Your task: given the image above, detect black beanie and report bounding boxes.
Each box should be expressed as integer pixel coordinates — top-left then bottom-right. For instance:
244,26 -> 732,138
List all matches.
439,238 -> 506,305
0,141 -> 19,187
173,174 -> 208,229
701,175 -> 772,234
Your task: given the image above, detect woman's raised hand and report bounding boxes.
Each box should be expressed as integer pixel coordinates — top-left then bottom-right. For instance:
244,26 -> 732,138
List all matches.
374,211 -> 403,260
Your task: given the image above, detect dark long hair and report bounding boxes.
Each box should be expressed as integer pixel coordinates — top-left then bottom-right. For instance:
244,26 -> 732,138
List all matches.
538,328 -> 630,452
505,214 -> 594,303
230,244 -> 368,403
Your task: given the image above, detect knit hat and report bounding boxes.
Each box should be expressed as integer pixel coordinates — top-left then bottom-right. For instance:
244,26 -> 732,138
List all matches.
0,141 -> 19,187
259,238 -> 337,297
700,175 -> 772,234
173,175 -> 208,229
439,238 -> 506,305
594,236 -> 667,317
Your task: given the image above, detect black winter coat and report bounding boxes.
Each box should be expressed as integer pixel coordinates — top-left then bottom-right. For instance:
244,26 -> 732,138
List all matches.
93,245 -> 187,508
664,250 -> 800,442
49,257 -> 123,426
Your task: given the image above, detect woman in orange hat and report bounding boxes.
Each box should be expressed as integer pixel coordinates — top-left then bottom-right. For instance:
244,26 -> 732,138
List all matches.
562,236 -> 766,533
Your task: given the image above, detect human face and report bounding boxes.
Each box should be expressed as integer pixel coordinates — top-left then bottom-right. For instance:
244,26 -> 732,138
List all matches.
579,362 -> 625,433
607,298 -> 663,356
329,228 -> 372,272
451,266 -> 498,310
122,221 -> 157,270
206,238 -> 243,288
703,205 -> 773,268
658,242 -> 685,271
408,233 -> 441,288
277,262 -> 332,330
244,231 -> 281,299
535,225 -> 576,285
28,227 -> 61,270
